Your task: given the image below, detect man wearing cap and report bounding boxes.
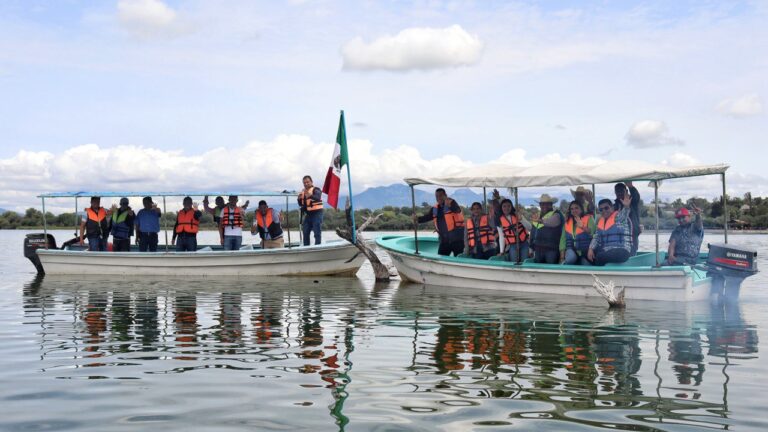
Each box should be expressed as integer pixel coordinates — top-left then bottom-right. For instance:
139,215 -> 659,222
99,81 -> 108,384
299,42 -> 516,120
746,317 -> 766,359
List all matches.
109,197 -> 135,252
251,200 -> 285,249
530,194 -> 564,264
614,181 -> 641,256
663,204 -> 704,266
219,195 -> 245,250
135,196 -> 161,252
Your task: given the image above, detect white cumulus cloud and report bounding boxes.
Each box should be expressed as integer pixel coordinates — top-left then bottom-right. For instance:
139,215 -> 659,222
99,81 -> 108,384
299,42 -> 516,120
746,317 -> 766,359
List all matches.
716,94 -> 763,118
117,0 -> 183,39
625,120 -> 684,149
341,25 -> 483,71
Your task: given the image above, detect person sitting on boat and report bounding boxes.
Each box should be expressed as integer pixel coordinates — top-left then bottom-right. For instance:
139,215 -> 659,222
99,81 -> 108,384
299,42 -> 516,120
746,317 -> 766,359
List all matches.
489,190 -> 531,263
413,188 -> 465,256
251,200 -> 285,249
530,194 -> 564,264
204,195 -> 248,225
614,181 -> 641,256
662,205 -> 704,266
219,195 -> 245,250
298,175 -> 324,246
588,196 -> 632,266
560,200 -> 595,265
135,196 -> 161,252
173,197 -> 202,252
79,196 -> 110,251
463,202 -> 496,260
570,185 -> 595,215
109,197 -> 135,252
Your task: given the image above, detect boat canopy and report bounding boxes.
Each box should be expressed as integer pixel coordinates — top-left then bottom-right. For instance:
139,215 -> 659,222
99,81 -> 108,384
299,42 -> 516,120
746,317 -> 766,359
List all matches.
405,161 -> 729,188
37,191 -> 298,199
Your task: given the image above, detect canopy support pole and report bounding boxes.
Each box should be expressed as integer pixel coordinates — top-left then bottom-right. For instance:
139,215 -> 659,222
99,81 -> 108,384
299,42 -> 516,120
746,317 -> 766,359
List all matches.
285,195 -> 291,248
722,173 -> 728,244
162,197 -> 169,252
411,185 -> 419,255
654,181 -> 660,267
42,197 -> 48,249
74,197 -> 79,237
513,187 -> 519,208
483,187 -> 487,210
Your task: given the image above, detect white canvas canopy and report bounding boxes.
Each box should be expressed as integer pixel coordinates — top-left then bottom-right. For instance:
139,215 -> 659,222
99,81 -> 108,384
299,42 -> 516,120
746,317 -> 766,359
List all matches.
405,161 -> 729,188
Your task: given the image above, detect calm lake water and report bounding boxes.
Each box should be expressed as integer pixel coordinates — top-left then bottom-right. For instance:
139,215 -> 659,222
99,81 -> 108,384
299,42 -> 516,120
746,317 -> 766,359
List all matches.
1,230 -> 767,431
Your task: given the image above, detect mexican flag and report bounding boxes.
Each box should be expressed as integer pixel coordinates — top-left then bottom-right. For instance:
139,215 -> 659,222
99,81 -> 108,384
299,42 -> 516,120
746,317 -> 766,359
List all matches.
322,112 -> 349,209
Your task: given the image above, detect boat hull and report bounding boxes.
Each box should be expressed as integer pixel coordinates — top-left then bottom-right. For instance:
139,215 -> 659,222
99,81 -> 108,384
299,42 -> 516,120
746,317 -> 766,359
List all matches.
377,235 -> 711,302
36,241 -> 365,276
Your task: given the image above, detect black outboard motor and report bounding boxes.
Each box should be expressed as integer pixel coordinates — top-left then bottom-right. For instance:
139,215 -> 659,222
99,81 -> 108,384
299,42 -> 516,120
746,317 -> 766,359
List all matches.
707,243 -> 758,303
24,233 -> 57,274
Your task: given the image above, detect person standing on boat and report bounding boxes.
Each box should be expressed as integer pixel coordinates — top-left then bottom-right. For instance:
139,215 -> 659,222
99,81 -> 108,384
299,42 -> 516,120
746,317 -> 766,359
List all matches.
219,195 -> 245,250
135,196 -> 161,252
530,194 -> 564,264
662,205 -> 704,266
463,202 -> 496,260
109,197 -> 135,252
614,182 -> 641,256
79,196 -> 110,251
489,191 -> 531,263
560,200 -> 595,265
204,195 -> 248,225
588,196 -> 632,266
251,200 -> 285,249
571,186 -> 595,215
173,197 -> 202,252
413,188 -> 465,256
298,175 -> 324,246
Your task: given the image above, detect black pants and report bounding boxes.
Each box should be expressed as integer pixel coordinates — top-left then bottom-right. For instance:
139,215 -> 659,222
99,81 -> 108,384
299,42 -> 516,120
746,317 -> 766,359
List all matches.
469,247 -> 494,260
139,232 -> 158,252
176,235 -> 197,252
594,248 -> 630,266
534,247 -> 559,264
438,239 -> 464,257
113,238 -> 131,252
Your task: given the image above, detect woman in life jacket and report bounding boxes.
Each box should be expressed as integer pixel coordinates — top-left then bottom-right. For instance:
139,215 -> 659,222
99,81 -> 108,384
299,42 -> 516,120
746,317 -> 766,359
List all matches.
490,190 -> 532,263
560,200 -> 595,265
463,202 -> 496,260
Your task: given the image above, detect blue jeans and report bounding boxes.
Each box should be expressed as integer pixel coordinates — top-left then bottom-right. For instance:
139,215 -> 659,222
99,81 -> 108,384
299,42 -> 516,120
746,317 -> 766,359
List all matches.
302,210 -> 323,246
176,235 -> 197,252
564,249 -> 590,265
139,232 -> 158,252
223,235 -> 242,251
507,242 -> 529,263
87,236 -> 106,251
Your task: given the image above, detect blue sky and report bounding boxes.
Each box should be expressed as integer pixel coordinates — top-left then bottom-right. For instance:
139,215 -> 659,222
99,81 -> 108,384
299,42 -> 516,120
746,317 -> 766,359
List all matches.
0,0 -> 765,211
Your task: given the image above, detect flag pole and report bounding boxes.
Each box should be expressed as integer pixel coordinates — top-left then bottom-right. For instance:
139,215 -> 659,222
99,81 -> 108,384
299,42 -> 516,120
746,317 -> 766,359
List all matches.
340,110 -> 357,244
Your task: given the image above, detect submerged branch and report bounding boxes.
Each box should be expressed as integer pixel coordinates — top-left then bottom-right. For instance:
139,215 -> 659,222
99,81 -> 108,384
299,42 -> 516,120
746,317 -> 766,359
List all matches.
335,198 -> 393,281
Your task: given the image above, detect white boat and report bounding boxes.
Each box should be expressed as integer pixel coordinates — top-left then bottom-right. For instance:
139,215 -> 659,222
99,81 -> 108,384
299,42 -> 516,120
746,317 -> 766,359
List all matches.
376,161 -> 758,302
24,190 -> 365,277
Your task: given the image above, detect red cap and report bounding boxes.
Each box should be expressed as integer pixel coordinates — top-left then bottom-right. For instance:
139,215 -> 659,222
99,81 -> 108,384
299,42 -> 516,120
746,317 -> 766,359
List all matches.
675,208 -> 690,218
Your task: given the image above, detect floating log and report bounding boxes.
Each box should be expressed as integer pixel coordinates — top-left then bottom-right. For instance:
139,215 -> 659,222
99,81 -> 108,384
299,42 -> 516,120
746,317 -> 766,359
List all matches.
335,199 -> 393,281
591,274 -> 626,308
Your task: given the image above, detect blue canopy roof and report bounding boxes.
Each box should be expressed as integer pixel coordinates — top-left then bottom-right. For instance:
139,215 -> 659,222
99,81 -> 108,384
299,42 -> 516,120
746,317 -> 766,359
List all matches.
38,191 -> 298,199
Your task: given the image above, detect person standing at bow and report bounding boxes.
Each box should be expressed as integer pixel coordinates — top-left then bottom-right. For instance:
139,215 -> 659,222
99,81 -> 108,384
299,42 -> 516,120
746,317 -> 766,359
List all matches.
173,197 -> 201,252
463,202 -> 496,260
413,188 -> 465,256
109,197 -> 135,252
298,175 -> 324,246
251,200 -> 285,249
79,196 -> 110,251
219,195 -> 245,250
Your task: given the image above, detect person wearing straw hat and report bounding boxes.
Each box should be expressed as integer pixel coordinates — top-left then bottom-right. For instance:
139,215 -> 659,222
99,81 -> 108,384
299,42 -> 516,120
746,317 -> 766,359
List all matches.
662,205 -> 704,266
530,193 -> 564,264
570,185 -> 595,215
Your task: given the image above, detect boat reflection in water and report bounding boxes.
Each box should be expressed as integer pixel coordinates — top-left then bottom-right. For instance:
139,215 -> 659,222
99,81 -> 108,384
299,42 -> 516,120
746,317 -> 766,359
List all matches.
18,276 -> 759,431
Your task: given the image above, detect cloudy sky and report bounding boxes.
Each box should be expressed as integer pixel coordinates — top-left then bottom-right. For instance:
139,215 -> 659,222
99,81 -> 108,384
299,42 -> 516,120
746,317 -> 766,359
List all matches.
0,0 -> 766,212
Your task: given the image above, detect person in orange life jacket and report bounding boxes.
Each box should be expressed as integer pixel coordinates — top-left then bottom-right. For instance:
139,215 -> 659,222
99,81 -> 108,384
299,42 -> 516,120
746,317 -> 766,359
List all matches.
489,189 -> 532,263
135,196 -> 161,252
79,196 -> 110,251
203,195 -> 248,225
588,196 -> 633,266
173,197 -> 202,252
559,200 -> 595,265
614,181 -> 641,256
570,185 -> 595,215
530,194 -> 564,264
463,202 -> 497,260
219,195 -> 245,250
412,188 -> 465,256
663,205 -> 704,266
109,197 -> 135,252
251,200 -> 285,249
298,175 -> 323,246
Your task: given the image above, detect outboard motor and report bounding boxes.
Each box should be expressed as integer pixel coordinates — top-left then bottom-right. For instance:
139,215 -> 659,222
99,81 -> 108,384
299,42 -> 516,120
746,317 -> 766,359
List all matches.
24,233 -> 57,274
707,243 -> 758,303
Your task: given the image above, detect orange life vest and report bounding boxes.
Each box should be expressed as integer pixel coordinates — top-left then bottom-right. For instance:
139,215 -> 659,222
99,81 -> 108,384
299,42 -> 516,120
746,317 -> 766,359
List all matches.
499,214 -> 528,244
596,210 -> 626,248
221,206 -> 243,228
432,199 -> 465,232
565,215 -> 593,252
86,207 -> 106,222
255,208 -> 284,240
466,215 -> 494,247
299,187 -> 323,212
175,208 -> 200,234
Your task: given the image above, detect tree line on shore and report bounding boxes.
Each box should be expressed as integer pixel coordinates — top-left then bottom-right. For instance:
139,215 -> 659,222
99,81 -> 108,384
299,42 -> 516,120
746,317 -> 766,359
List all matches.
1,192 -> 767,231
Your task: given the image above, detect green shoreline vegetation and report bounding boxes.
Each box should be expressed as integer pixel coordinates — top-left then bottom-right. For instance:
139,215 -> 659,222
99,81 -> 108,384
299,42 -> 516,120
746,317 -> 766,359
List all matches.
2,193 -> 768,231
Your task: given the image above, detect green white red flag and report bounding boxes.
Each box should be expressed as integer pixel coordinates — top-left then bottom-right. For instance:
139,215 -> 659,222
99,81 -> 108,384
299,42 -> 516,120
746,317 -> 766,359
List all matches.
322,112 -> 349,209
